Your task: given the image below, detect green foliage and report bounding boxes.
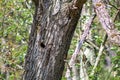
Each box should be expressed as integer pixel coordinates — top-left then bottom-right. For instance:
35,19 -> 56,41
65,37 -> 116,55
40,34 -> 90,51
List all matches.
111,46 -> 120,77
0,0 -> 34,79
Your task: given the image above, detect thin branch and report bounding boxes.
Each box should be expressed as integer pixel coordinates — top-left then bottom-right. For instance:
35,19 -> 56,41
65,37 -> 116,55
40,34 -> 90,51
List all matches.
85,40 -> 99,50
64,60 -> 72,72
90,34 -> 107,76
90,44 -> 104,76
106,0 -> 119,10
113,7 -> 120,22
65,14 -> 96,80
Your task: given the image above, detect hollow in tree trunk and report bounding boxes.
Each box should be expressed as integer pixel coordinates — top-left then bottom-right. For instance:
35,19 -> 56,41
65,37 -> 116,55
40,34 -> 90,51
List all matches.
24,0 -> 86,80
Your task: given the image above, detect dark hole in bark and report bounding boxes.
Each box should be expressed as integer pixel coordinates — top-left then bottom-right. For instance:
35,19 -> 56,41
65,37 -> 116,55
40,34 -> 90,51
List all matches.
40,42 -> 45,48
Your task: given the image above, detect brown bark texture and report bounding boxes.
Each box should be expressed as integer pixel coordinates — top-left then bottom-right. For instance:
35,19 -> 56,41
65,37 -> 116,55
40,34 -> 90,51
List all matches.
24,0 -> 86,80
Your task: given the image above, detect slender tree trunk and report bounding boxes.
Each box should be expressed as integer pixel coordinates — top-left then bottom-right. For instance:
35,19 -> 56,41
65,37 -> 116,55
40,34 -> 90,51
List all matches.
23,0 -> 86,80
93,0 -> 120,45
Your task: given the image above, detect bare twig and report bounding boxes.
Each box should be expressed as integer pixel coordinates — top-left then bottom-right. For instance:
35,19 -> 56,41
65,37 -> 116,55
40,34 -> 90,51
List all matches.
113,7 -> 120,22
85,40 -> 99,50
90,44 -> 104,76
65,14 -> 96,80
80,51 -> 89,80
105,0 -> 118,10
90,34 -> 107,76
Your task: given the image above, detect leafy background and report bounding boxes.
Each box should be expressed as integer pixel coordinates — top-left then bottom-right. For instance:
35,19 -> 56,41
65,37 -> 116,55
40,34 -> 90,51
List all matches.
0,0 -> 34,79
0,0 -> 120,80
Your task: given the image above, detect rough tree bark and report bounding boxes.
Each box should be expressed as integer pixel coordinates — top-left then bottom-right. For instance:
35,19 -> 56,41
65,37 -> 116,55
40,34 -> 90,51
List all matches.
23,0 -> 86,80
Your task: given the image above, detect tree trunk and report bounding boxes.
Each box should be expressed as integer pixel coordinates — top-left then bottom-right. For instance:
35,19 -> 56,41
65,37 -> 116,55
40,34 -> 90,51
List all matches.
24,0 -> 86,80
